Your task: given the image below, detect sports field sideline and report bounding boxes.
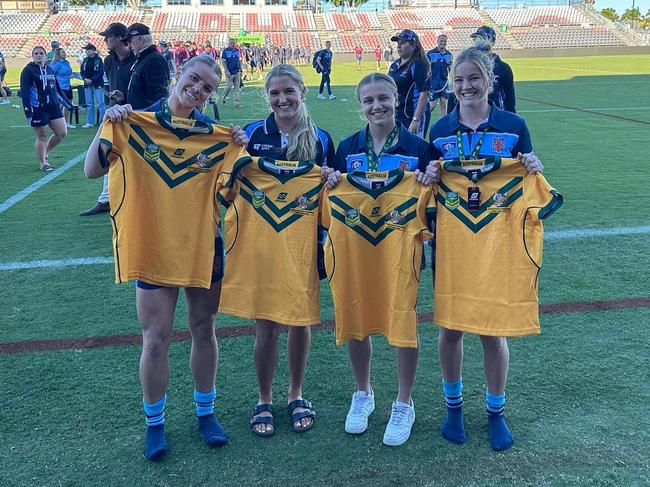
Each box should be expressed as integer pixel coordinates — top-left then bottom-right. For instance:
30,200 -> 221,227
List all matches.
1,55 -> 649,486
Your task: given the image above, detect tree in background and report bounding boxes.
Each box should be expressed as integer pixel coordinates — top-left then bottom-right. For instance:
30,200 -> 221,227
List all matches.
620,7 -> 642,22
600,8 -> 618,22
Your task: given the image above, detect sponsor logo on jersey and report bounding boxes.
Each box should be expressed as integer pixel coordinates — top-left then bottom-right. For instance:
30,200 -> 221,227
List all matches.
365,171 -> 389,180
253,144 -> 274,151
351,158 -> 364,170
143,144 -> 160,163
461,158 -> 486,168
445,191 -> 460,210
345,208 -> 360,227
386,210 -> 405,230
488,192 -> 511,213
370,206 -> 381,217
252,191 -> 265,208
172,148 -> 186,158
274,160 -> 300,169
492,137 -> 504,153
188,152 -> 213,172
276,192 -> 288,201
399,160 -> 410,170
441,141 -> 456,154
291,194 -> 315,215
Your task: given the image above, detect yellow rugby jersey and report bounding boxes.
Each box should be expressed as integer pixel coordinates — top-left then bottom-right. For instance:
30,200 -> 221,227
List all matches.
433,157 -> 563,337
99,111 -> 251,288
218,157 -> 323,326
321,170 -> 435,348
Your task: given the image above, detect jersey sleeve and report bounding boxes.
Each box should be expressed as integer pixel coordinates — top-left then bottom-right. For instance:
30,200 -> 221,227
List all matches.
525,173 -> 563,221
98,119 -> 126,169
418,184 -> 436,239
413,60 -> 429,92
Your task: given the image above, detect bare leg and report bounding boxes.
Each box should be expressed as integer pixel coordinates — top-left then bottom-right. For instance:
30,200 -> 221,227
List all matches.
396,346 -> 418,404
438,327 -> 464,382
46,117 -> 67,156
253,319 -> 280,434
480,336 -> 509,395
348,337 -> 372,393
439,97 -> 448,118
33,126 -> 49,168
287,326 -> 312,429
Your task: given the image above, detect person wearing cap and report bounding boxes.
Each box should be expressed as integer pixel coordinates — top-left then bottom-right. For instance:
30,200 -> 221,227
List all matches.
448,26 -> 516,114
221,38 -> 242,108
80,22 -> 136,216
388,29 -> 430,138
121,23 -> 169,110
46,40 -> 59,64
80,43 -> 106,128
426,34 -> 453,120
158,40 -> 175,82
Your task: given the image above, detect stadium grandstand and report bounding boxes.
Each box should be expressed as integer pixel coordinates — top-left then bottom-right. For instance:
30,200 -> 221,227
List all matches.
0,0 -> 646,58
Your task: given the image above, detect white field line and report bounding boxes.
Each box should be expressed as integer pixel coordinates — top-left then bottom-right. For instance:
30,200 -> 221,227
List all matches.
514,65 -> 637,76
519,107 -> 650,114
1,226 -> 649,271
0,151 -> 87,214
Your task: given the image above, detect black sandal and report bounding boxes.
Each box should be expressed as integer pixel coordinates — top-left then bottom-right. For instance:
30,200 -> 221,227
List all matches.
250,403 -> 274,437
288,399 -> 316,433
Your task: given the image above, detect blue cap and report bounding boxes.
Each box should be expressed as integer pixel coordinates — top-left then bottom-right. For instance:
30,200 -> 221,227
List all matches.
391,29 -> 418,43
470,26 -> 496,42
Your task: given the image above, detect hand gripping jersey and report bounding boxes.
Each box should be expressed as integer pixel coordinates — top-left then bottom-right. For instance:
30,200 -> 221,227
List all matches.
218,158 -> 323,326
433,157 -> 563,336
99,111 -> 251,288
321,170 -> 435,347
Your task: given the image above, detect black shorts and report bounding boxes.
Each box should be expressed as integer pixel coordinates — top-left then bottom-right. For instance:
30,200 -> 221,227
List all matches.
62,88 -> 73,104
30,104 -> 64,128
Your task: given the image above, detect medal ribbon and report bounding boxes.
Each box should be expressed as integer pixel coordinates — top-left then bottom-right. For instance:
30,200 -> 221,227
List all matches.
456,127 -> 487,161
366,125 -> 399,172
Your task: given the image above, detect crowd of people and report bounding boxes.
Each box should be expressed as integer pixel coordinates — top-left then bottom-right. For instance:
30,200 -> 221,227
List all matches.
5,21 -> 558,461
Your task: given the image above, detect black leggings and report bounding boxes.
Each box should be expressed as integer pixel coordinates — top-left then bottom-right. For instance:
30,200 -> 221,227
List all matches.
319,70 -> 331,95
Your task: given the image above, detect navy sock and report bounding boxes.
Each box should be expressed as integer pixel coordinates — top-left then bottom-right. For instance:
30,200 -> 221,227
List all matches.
486,391 -> 513,451
143,396 -> 168,460
441,380 -> 465,444
194,389 -> 228,447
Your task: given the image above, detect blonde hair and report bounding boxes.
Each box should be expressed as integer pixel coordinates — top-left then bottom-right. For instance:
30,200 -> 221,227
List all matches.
356,72 -> 398,102
264,64 -> 317,162
182,54 -> 222,79
450,46 -> 494,95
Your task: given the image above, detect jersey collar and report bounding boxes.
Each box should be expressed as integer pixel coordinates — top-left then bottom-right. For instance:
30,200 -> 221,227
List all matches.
257,156 -> 315,183
346,168 -> 405,199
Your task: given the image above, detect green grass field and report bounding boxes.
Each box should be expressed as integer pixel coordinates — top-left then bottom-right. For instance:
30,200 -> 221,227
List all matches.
1,54 -> 649,486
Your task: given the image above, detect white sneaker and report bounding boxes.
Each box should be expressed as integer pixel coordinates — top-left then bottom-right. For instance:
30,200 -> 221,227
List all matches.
328,94 -> 336,100
317,94 -> 326,100
0,99 -> 9,105
66,123 -> 76,129
345,389 -> 375,434
82,123 -> 94,128
383,400 -> 415,446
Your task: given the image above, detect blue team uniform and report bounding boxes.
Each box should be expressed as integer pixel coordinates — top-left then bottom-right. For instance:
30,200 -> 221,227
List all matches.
426,47 -> 452,101
333,123 -> 432,173
20,61 -> 72,127
221,47 -> 241,75
388,58 -> 430,138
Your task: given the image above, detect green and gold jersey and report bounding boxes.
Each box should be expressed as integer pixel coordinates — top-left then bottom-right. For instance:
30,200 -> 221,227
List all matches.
433,157 -> 563,336
99,111 -> 251,288
321,170 -> 435,348
218,158 -> 323,326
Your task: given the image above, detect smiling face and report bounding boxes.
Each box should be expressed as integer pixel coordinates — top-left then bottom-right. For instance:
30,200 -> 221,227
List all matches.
359,80 -> 397,128
453,60 -> 491,109
437,35 -> 448,52
173,61 -> 220,110
267,74 -> 305,128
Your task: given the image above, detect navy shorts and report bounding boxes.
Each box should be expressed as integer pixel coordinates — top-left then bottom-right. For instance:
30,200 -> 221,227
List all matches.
429,89 -> 450,102
136,236 -> 225,290
62,88 -> 73,104
30,104 -> 64,127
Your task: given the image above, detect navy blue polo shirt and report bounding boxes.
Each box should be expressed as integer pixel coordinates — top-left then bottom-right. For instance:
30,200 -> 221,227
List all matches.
333,122 -> 432,173
429,104 -> 532,161
317,49 -> 333,71
388,58 -> 429,123
221,47 -> 241,75
145,98 -> 217,123
244,113 -> 335,167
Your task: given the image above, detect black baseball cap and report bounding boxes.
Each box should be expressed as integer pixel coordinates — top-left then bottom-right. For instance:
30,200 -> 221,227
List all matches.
122,23 -> 151,40
470,25 -> 497,42
391,29 -> 418,43
159,40 -> 168,47
82,43 -> 97,51
99,22 -> 128,38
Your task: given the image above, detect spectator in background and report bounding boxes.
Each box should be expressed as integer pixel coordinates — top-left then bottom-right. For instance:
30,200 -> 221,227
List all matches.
80,22 -> 135,217
305,46 -> 312,66
50,47 -> 76,127
202,41 -> 218,61
189,42 -> 198,59
294,46 -> 301,66
374,46 -> 382,70
80,43 -> 106,128
426,33 -> 453,120
120,23 -> 169,110
354,45 -> 363,70
0,57 -> 9,105
174,41 -> 190,79
20,45 -> 70,171
221,37 -> 241,108
159,40 -> 175,82
46,40 -> 59,64
285,45 -> 293,65
383,44 -> 393,70
316,41 -> 335,100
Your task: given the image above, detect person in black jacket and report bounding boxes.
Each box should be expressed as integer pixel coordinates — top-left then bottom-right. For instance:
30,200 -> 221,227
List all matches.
20,46 -> 71,171
116,23 -> 168,110
80,22 -> 135,216
80,43 -> 106,128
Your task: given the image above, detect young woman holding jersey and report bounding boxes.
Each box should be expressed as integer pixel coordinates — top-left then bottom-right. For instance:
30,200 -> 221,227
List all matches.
84,55 -> 248,461
429,46 -> 543,451
325,72 -> 438,447
242,63 -> 335,437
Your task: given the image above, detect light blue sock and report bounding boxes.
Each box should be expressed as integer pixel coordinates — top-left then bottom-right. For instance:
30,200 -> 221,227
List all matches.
194,389 -> 216,417
443,379 -> 463,408
143,395 -> 167,427
486,391 -> 505,416
486,390 -> 513,451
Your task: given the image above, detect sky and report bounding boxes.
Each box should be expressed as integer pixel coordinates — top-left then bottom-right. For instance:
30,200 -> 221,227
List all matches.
594,0 -> 650,15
